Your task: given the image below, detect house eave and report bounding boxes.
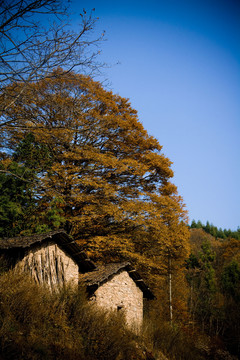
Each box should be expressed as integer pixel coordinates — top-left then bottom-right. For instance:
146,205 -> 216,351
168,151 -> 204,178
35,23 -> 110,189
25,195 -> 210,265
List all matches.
0,230 -> 96,273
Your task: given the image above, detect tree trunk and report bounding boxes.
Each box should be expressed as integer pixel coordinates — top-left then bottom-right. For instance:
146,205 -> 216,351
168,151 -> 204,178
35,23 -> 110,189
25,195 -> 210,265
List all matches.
168,256 -> 173,325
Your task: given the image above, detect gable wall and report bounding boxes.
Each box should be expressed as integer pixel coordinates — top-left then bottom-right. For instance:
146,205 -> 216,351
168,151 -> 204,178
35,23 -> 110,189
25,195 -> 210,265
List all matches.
14,242 -> 79,288
94,270 -> 143,330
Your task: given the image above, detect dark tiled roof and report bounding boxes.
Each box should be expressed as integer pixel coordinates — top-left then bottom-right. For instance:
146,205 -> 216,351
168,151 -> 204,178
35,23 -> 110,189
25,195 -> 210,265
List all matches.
0,230 -> 96,272
80,262 -> 155,299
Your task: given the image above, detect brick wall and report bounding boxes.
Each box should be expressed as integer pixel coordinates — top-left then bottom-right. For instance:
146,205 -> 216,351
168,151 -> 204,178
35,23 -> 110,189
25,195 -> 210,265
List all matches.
93,270 -> 143,330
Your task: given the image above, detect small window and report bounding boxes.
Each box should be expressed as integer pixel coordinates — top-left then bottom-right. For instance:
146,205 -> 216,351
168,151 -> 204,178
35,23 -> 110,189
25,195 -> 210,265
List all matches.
89,295 -> 96,302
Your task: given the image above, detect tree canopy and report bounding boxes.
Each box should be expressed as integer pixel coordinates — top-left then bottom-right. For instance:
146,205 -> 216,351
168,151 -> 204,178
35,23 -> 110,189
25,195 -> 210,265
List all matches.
190,220 -> 240,240
1,71 -> 189,273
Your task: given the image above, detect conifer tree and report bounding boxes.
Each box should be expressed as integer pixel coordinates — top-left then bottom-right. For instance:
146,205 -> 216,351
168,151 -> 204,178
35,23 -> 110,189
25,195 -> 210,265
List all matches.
0,161 -> 35,237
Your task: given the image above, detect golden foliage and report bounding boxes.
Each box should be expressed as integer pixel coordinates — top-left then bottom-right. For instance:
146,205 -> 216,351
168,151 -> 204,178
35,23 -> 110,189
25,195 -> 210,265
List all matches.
2,71 -> 190,299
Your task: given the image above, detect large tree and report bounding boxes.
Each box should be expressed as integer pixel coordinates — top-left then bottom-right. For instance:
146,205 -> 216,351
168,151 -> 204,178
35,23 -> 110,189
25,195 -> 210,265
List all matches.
1,72 -> 189,280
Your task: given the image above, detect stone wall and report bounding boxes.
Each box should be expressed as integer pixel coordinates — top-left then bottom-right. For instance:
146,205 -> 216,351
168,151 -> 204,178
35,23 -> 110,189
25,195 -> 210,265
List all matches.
93,270 -> 143,330
15,242 -> 79,288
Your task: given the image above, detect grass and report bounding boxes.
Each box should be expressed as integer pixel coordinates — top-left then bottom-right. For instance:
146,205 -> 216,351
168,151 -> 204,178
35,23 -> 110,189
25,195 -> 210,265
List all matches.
0,270 -> 145,360
0,270 -> 216,360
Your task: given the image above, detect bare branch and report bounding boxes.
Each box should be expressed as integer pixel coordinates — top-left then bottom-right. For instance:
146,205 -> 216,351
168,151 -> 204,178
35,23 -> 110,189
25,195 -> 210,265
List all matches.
0,0 -> 105,130
0,168 -> 33,182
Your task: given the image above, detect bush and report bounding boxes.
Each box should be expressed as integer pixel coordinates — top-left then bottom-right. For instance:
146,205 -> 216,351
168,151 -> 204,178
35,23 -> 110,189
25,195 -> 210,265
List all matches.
0,271 -> 142,360
143,309 -> 207,360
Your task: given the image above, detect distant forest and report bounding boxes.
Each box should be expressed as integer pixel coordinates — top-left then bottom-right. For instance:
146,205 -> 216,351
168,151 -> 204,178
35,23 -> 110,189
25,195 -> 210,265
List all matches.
190,220 -> 240,240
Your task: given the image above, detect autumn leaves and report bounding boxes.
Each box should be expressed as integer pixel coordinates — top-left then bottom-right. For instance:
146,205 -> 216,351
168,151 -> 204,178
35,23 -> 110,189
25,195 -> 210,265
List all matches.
1,72 -> 190,299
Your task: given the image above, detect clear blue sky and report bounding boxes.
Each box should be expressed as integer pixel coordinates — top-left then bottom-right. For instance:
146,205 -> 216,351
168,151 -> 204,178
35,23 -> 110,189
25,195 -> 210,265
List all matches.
72,0 -> 240,230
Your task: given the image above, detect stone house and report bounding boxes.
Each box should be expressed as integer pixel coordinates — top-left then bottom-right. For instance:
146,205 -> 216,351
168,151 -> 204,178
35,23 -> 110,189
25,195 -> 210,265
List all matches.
0,230 -> 96,288
80,262 -> 154,329
0,231 -> 154,328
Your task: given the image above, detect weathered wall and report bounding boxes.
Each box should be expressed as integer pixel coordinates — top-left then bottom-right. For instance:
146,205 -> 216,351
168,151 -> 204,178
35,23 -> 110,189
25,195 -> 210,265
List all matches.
15,242 -> 79,288
94,271 -> 143,330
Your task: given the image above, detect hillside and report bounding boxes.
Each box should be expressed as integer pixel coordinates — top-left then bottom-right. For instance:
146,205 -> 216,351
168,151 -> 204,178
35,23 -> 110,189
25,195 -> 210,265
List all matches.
186,226 -> 240,358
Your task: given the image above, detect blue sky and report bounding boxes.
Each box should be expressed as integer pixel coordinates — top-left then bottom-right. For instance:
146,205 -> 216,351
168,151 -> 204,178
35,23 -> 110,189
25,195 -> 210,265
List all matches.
72,0 -> 240,230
